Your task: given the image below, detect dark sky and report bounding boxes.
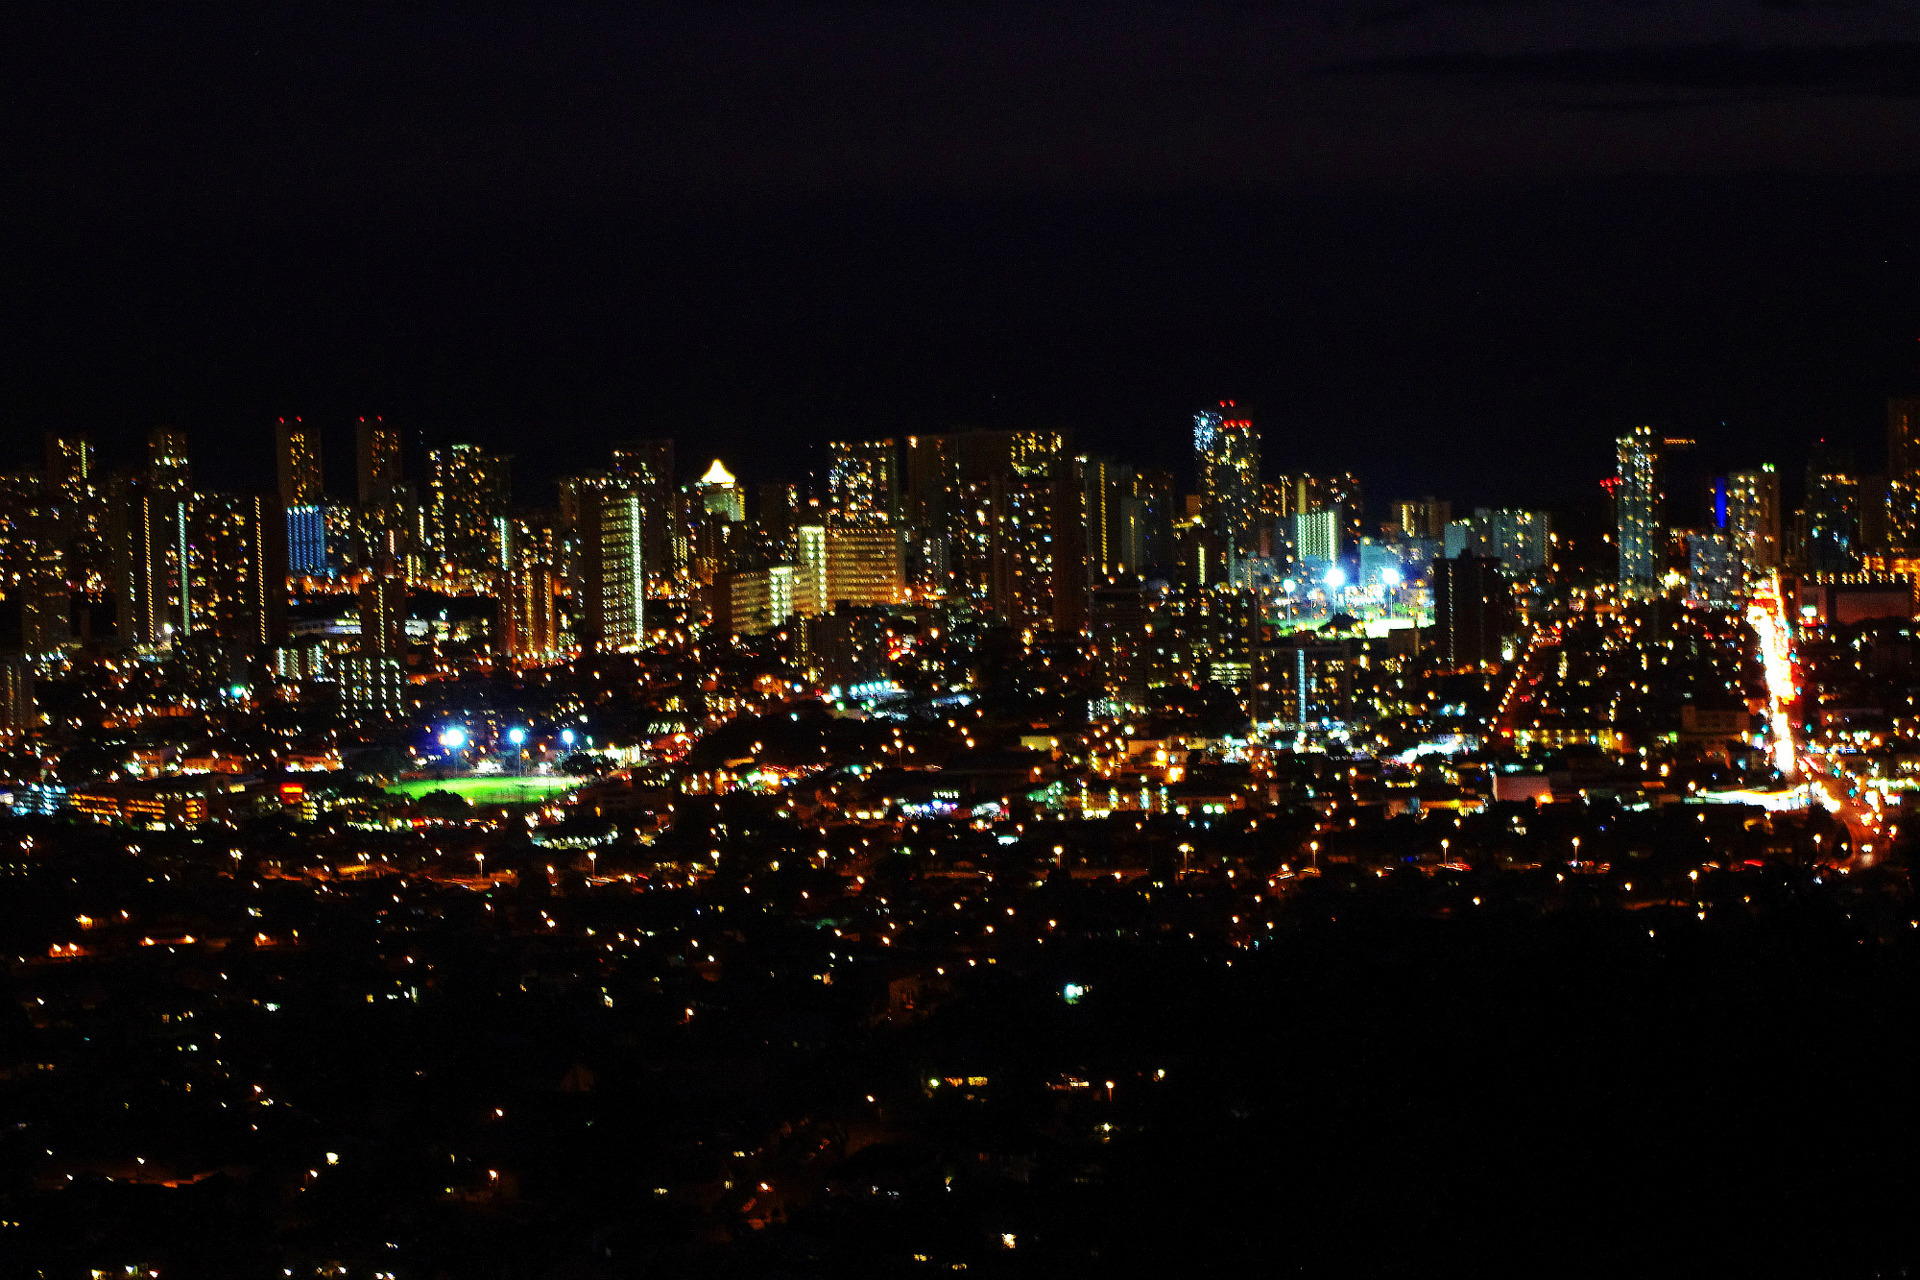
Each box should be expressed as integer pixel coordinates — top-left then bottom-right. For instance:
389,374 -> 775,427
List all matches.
6,3 -> 1920,511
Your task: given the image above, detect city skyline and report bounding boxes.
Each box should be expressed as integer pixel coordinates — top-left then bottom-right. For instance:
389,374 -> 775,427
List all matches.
10,6 -> 1920,1276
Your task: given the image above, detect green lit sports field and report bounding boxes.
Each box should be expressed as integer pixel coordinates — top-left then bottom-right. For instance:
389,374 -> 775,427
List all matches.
385,776 -> 589,806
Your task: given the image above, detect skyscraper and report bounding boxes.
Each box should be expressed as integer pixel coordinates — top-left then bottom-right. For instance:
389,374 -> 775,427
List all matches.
597,491 -> 647,650
191,491 -> 288,651
695,459 -> 745,523
501,518 -> 561,661
1432,553 -> 1509,667
148,427 -> 191,495
110,472 -> 188,650
355,417 -> 411,573
357,576 -> 407,657
1888,397 -> 1920,552
1803,441 -> 1860,574
356,416 -> 401,506
1293,508 -> 1339,569
343,573 -> 408,720
825,517 -> 907,608
428,444 -> 511,579
1193,403 -> 1261,556
828,438 -> 898,518
276,417 -> 323,506
1394,497 -> 1451,541
611,439 -> 676,591
1614,425 -> 1662,599
1723,464 -> 1781,598
1079,455 -> 1142,579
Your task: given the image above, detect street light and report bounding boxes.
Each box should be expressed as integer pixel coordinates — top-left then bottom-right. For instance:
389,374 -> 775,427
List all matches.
438,726 -> 468,752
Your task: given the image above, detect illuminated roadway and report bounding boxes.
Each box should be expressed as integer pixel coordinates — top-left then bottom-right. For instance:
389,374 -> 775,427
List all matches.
1745,573 -> 1890,866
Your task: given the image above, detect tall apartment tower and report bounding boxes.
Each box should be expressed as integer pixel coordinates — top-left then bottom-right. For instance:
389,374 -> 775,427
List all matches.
45,433 -> 94,508
501,518 -> 561,661
1078,455 -> 1142,580
357,576 -> 407,657
149,428 -> 191,495
1803,441 -> 1861,574
1725,465 -> 1781,588
356,416 -> 401,505
192,491 -> 288,651
597,491 -> 647,650
1887,397 -> 1920,553
428,444 -> 511,579
828,438 -> 898,518
611,439 -> 676,590
110,471 -> 189,650
1432,552 -> 1509,667
275,417 -> 323,506
1193,403 -> 1261,556
1614,425 -> 1663,599
1395,497 -> 1452,542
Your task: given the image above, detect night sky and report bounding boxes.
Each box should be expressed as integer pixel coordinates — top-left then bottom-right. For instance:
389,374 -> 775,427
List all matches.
6,4 -> 1920,509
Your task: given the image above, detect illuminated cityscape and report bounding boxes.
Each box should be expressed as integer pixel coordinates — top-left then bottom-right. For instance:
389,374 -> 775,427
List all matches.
0,395 -> 1916,1272
12,6 -> 1920,1277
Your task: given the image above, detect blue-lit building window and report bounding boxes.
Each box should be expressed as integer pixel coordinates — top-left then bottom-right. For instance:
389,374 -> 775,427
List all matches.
288,504 -> 330,577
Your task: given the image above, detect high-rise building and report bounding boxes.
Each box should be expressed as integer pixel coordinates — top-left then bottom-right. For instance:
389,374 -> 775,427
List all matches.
597,491 -> 647,650
1432,553 -> 1509,667
715,564 -> 797,635
1685,531 -> 1739,607
356,416 -> 401,506
501,518 -> 561,661
897,427 -> 1082,626
275,417 -> 323,507
1294,508 -> 1339,568
1614,424 -> 1662,599
829,439 -> 897,518
1091,578 -> 1148,710
1803,441 -> 1860,574
1725,465 -> 1781,591
794,523 -> 829,616
110,471 -> 189,650
354,417 -> 412,573
1133,467 -> 1176,568
148,428 -> 191,495
428,444 -> 511,579
44,433 -> 93,510
611,439 -> 676,591
1443,509 -> 1551,575
825,517 -> 906,608
0,651 -> 33,737
357,575 -> 407,657
1193,403 -> 1261,555
43,432 -> 105,593
1079,456 -> 1142,579
1887,398 -> 1920,552
695,459 -> 745,524
1252,637 -> 1353,726
754,482 -> 800,560
287,504 -> 331,578
190,491 -> 289,651
1395,497 -> 1452,541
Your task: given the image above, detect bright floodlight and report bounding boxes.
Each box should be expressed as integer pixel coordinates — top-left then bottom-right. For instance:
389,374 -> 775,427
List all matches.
438,726 -> 468,750
1324,566 -> 1348,590
507,726 -> 528,747
1280,578 -> 1297,594
559,728 -> 577,747
1381,566 -> 1403,587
